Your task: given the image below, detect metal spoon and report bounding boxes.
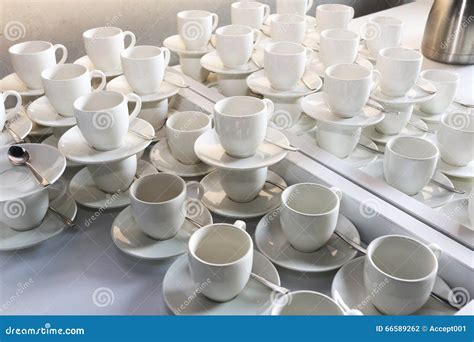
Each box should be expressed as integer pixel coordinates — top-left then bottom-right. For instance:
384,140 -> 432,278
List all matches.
454,100 -> 474,109
264,138 -> 299,152
164,76 -> 190,89
8,145 -> 50,187
48,206 -> 76,227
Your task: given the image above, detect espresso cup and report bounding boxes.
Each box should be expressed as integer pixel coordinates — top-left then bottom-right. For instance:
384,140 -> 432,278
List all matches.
177,10 -> 218,51
188,220 -> 253,302
219,167 -> 267,203
231,1 -> 270,30
363,16 -> 403,57
383,136 -> 439,195
376,47 -> 422,97
214,96 -> 274,158
73,90 -> 142,151
9,41 -> 68,89
264,42 -> 306,91
277,0 -> 313,15
271,14 -> 307,44
319,29 -> 360,68
0,91 -> 22,131
41,64 -> 106,117
437,112 -> 474,167
375,103 -> 413,135
419,70 -> 459,115
83,27 -> 136,72
316,4 -> 354,33
324,64 -> 381,117
280,183 -> 342,252
315,122 -> 361,159
216,25 -> 261,69
166,111 -> 212,165
87,155 -> 137,193
364,235 -> 441,315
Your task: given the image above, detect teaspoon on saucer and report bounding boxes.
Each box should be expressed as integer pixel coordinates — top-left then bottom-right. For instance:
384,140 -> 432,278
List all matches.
8,145 -> 50,187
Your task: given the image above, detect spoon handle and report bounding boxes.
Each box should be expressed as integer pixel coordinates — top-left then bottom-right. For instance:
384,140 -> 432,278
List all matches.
264,138 -> 299,151
164,77 -> 189,89
334,230 -> 368,255
250,272 -> 289,295
454,100 -> 474,108
265,180 -> 287,191
5,125 -> 23,143
429,179 -> 466,194
25,161 -> 50,187
129,129 -> 156,141
357,143 -> 383,155
48,206 -> 76,227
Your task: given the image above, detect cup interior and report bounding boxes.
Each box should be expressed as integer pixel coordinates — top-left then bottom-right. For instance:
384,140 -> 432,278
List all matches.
9,41 -> 52,54
217,25 -> 253,37
387,136 -> 439,160
178,10 -> 211,19
42,63 -> 87,81
167,111 -> 210,132
122,45 -> 163,59
379,47 -> 422,61
266,41 -> 306,55
274,291 -> 343,315
282,183 -> 339,215
74,91 -> 124,112
420,69 -> 459,84
216,96 -> 266,117
442,112 -> 474,133
272,14 -> 306,24
321,28 -> 359,40
318,4 -> 351,12
131,173 -> 185,204
233,1 -> 262,9
370,16 -> 403,27
83,27 -> 122,39
326,63 -> 370,80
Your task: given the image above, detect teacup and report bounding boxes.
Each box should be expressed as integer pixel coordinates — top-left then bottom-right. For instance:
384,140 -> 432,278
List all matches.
216,25 -> 261,69
177,10 -> 218,51
87,155 -> 137,194
315,122 -> 361,158
166,111 -> 212,165
324,63 -> 381,117
73,90 -> 142,151
437,112 -> 474,167
280,183 -> 342,252
319,29 -> 360,68
315,4 -> 354,33
375,103 -> 413,135
364,235 -> 441,315
219,167 -> 267,203
271,14 -> 306,44
0,91 -> 22,131
269,96 -> 303,129
277,0 -> 313,15
383,136 -> 439,195
214,96 -> 274,158
41,64 -> 106,117
419,70 -> 459,115
376,47 -> 422,97
188,220 -> 253,302
83,27 -> 136,72
363,16 -> 403,57
264,42 -> 306,91
132,99 -> 168,131
9,41 -> 68,89
179,55 -> 210,82
121,46 -> 170,95
231,1 -> 270,30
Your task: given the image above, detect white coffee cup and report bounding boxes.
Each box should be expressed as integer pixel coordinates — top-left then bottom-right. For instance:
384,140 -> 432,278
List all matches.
363,16 -> 403,57
216,25 -> 261,69
133,99 -> 168,131
0,91 -> 22,131
9,41 -> 68,89
264,42 -> 306,91
269,97 -> 304,129
319,29 -> 360,68
315,4 -> 354,34
376,47 -> 422,97
419,70 -> 459,115
41,64 -> 106,117
375,103 -> 413,135
83,27 -> 136,72
121,46 -> 171,95
177,10 -> 218,51
324,64 -> 381,117
316,122 -> 361,159
73,90 -> 142,151
219,167 -> 267,203
271,14 -> 307,44
280,183 -> 342,252
277,0 -> 313,15
383,136 -> 439,195
364,235 -> 441,315
231,1 -> 270,30
166,111 -> 212,165
214,96 -> 274,158
437,112 -> 474,167
87,155 -> 137,193
188,220 -> 253,302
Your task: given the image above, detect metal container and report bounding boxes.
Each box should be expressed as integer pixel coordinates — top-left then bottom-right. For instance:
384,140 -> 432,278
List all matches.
421,0 -> 474,65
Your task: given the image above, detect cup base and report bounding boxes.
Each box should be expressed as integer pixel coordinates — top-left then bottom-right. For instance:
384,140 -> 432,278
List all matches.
9,216 -> 45,232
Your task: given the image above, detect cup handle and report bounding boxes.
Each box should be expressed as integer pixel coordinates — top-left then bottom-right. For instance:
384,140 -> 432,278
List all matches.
349,6 -> 355,20
53,44 -> 68,64
262,4 -> 271,22
211,13 -> 219,32
428,243 -> 442,260
126,93 -> 142,121
89,70 -> 107,92
370,70 -> 381,93
253,29 -> 262,50
330,187 -> 343,201
306,0 -> 314,13
185,181 -> 204,201
262,98 -> 274,121
3,90 -> 22,120
162,47 -> 171,70
233,220 -> 246,231
123,31 -> 136,49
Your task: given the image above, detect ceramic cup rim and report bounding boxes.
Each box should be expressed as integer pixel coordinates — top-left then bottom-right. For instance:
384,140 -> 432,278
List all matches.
216,24 -> 253,37
320,28 -> 359,41
166,111 -> 211,133
325,63 -> 372,81
214,96 -> 267,118
121,45 -> 165,60
420,69 -> 459,85
317,3 -> 353,13
271,290 -> 344,315
281,183 -> 340,216
232,1 -> 265,9
83,26 -> 123,39
386,136 -> 439,161
130,173 -> 186,205
378,47 -> 422,62
177,10 -> 212,19
41,63 -> 88,82
9,40 -> 53,55
74,90 -> 126,113
368,15 -> 403,27
271,13 -> 306,24
265,41 -> 306,56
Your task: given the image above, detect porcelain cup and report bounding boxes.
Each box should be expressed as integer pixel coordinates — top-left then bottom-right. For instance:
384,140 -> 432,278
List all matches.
277,0 -> 313,15
9,41 -> 68,89
0,91 -> 22,131
41,64 -> 106,117
437,112 -> 474,167
383,136 -> 439,195
214,74 -> 250,97
73,90 -> 142,151
131,98 -> 168,131
271,14 -> 306,44
231,1 -> 270,30
87,155 -> 137,193
219,167 -> 267,203
166,111 -> 212,165
375,102 -> 413,135
419,70 -> 459,115
316,122 -> 361,158
316,4 -> 354,33
179,55 -> 210,82
280,183 -> 342,252
216,25 -> 261,69
319,29 -> 360,68
363,16 -> 403,57
264,42 -> 306,91
177,10 -> 218,51
214,96 -> 274,158
83,27 -> 135,72
188,220 -> 253,302
364,235 -> 441,315
269,96 -> 303,129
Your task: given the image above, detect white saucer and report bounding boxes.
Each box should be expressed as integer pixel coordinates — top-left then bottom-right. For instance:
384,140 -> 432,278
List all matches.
256,210 -> 360,272
0,112 -> 33,146
42,135 -> 81,168
163,250 -> 281,315
69,159 -> 158,210
201,51 -> 260,75
302,92 -> 385,127
308,55 -> 373,78
438,199 -> 473,230
200,170 -> 286,219
331,257 -> 457,315
361,159 -> 454,208
437,159 -> 474,179
58,117 -> 154,164
106,74 -> 181,103
149,139 -> 215,177
363,118 -> 428,145
247,69 -> 322,98
271,113 -> 317,136
194,128 -> 289,170
73,55 -> 122,78
112,204 -> 213,260
371,79 -> 437,105
163,34 -> 214,56
27,96 -> 77,127
0,73 -> 44,97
